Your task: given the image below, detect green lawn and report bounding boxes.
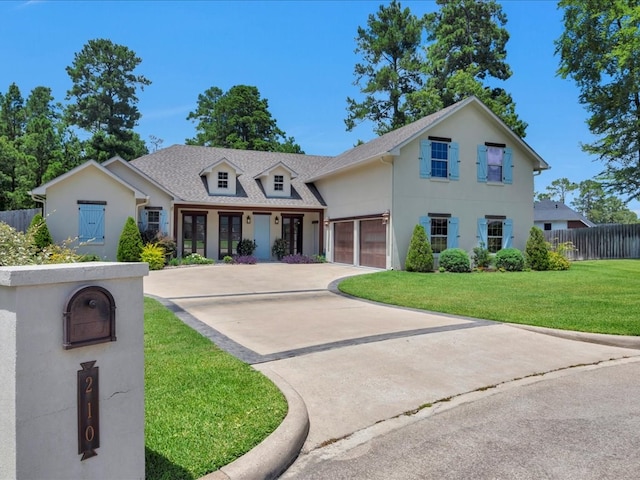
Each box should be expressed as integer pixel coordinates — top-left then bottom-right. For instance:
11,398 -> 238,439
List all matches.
144,297 -> 287,480
338,260 -> 640,336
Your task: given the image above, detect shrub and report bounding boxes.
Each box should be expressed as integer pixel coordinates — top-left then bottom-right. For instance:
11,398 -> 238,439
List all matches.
405,224 -> 434,272
181,253 -> 214,265
0,222 -> 38,266
78,253 -> 101,262
28,213 -> 53,250
548,251 -> 571,270
312,254 -> 327,263
156,235 -> 177,260
439,248 -> 471,272
141,243 -> 165,270
472,242 -> 492,269
281,254 -> 314,264
237,238 -> 257,257
223,255 -> 234,264
233,255 -> 257,264
168,257 -> 180,267
525,226 -> 549,271
117,217 -> 144,262
272,238 -> 287,260
494,248 -> 525,271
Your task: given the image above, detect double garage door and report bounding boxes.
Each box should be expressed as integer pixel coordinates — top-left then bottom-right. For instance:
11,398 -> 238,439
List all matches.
334,219 -> 386,268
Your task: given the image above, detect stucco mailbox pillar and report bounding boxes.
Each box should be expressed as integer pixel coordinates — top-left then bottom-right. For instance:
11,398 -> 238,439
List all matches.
0,262 -> 149,480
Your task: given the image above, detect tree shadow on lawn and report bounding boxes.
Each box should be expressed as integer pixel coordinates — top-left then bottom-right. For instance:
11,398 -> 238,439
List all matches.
145,447 -> 194,480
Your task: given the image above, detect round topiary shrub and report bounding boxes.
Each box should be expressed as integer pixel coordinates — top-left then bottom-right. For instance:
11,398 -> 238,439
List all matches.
495,248 -> 525,271
405,224 -> 434,272
117,216 -> 144,262
525,226 -> 549,271
438,248 -> 470,273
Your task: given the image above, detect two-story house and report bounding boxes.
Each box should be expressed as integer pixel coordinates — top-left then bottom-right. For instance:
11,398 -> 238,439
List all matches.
30,96 -> 549,269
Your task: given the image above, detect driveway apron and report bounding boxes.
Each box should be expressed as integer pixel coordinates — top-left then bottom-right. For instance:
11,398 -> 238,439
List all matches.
143,264 -> 640,453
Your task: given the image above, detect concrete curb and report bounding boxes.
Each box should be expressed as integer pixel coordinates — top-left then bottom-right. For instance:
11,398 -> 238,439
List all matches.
509,323 -> 640,350
201,367 -> 309,480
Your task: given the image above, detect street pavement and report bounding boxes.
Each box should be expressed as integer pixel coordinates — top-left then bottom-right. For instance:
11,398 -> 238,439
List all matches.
143,263 -> 640,479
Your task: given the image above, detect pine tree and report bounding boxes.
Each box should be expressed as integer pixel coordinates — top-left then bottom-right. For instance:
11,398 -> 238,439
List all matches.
525,226 -> 549,271
28,213 -> 53,250
117,217 -> 143,262
405,224 -> 434,272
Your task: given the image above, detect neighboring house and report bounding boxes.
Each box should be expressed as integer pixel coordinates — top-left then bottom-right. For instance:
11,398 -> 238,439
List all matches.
31,96 -> 550,268
534,200 -> 595,231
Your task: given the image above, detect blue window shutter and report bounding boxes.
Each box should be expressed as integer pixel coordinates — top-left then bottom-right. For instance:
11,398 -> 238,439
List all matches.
78,204 -> 105,242
503,218 -> 513,249
160,210 -> 169,236
419,216 -> 431,241
503,147 -> 513,184
449,142 -> 459,180
477,145 -> 488,183
140,210 -> 148,231
420,140 -> 431,178
477,218 -> 488,247
447,217 -> 459,248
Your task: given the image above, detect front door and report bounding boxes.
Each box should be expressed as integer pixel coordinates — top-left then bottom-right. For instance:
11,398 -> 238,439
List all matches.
219,214 -> 242,259
282,215 -> 303,255
182,213 -> 206,257
254,214 -> 271,260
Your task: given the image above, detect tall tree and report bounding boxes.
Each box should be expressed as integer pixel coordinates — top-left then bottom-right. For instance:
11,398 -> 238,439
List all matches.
65,38 -> 150,161
424,0 -> 527,136
571,179 -> 639,224
545,177 -> 578,203
345,0 -> 427,135
0,83 -> 26,141
186,85 -> 303,153
556,1 -> 640,202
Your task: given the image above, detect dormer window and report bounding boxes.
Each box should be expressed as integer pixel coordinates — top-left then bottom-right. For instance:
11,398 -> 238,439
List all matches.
274,175 -> 284,191
218,171 -> 228,189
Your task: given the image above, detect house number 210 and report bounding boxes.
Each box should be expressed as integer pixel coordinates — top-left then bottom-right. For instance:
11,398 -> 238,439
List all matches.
78,361 -> 100,460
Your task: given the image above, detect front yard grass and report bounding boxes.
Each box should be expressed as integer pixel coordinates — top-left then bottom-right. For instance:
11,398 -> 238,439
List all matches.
338,260 -> 640,336
144,297 -> 287,480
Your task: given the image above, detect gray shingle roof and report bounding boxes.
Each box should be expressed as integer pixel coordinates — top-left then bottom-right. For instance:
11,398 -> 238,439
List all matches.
534,200 -> 595,226
130,145 -> 331,208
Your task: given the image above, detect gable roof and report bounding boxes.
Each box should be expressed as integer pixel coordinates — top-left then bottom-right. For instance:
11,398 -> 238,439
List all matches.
307,96 -> 550,181
534,200 -> 595,227
254,161 -> 298,180
30,159 -> 147,199
130,145 -> 330,208
103,156 -> 176,199
198,157 -> 244,176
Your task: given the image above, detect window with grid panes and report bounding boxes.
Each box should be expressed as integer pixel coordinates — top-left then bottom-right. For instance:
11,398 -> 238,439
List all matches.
274,175 -> 284,191
430,217 -> 448,253
431,141 -> 448,178
487,220 -> 503,253
218,171 -> 228,189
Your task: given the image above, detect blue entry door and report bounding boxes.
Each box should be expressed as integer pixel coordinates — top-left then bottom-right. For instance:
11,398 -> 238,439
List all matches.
254,214 -> 271,260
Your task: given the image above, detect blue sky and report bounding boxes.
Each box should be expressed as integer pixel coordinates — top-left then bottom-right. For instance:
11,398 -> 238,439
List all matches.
2,0 -> 637,213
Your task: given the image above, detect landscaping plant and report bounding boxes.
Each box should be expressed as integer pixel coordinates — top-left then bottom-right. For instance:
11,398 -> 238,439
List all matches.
272,238 -> 287,260
494,248 -> 525,271
438,248 -> 470,272
405,224 -> 434,272
117,216 -> 144,262
140,243 -> 165,270
472,242 -> 492,269
237,238 -> 257,257
28,213 -> 53,250
525,226 -> 550,271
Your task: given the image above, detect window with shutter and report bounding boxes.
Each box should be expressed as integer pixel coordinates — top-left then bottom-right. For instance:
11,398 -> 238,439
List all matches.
78,203 -> 105,244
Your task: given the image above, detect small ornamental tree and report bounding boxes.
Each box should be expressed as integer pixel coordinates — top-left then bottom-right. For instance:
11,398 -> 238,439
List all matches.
525,226 -> 550,271
117,216 -> 143,262
405,224 -> 434,272
28,213 -> 53,250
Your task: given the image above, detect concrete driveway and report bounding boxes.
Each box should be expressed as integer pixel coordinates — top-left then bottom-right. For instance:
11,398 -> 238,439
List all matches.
143,263 -> 640,460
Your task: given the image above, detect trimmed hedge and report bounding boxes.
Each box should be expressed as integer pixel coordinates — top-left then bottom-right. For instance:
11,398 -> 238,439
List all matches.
439,248 -> 470,273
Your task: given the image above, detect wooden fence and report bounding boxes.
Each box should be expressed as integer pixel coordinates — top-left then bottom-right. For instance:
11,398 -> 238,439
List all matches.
544,224 -> 640,260
0,208 -> 41,232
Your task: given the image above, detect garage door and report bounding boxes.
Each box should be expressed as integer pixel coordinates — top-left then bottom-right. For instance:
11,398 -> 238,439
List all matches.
334,221 -> 354,264
360,219 -> 386,268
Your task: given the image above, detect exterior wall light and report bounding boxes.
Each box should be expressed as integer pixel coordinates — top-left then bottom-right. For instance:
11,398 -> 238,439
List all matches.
382,210 -> 390,225
275,216 -> 279,225
246,215 -> 251,225
324,218 -> 330,227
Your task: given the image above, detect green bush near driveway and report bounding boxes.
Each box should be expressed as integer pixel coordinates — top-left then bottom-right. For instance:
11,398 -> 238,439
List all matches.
144,297 -> 287,479
338,260 -> 640,336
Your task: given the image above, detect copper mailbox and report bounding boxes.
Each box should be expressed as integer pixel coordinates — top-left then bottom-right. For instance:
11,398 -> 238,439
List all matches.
63,286 -> 116,349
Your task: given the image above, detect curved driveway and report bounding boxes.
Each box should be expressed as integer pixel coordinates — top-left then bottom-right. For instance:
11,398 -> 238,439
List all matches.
143,263 -> 640,471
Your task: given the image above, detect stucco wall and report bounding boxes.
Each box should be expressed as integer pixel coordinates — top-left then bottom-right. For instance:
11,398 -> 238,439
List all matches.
105,161 -> 173,212
0,262 -> 148,480
391,102 -> 537,269
43,165 -> 138,261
